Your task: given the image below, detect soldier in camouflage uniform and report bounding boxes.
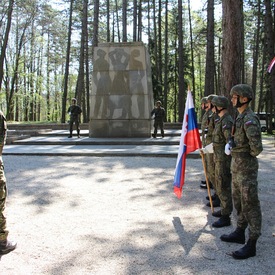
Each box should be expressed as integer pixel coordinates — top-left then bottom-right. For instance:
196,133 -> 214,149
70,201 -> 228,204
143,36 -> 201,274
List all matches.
211,96 -> 233,227
151,101 -> 166,138
68,98 -> 82,138
0,110 -> 17,255
204,95 -> 220,207
199,96 -> 209,188
220,84 -> 263,260
200,96 -> 208,147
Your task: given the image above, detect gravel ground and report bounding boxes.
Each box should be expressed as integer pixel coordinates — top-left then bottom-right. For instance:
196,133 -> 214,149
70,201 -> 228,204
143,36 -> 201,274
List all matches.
0,137 -> 274,275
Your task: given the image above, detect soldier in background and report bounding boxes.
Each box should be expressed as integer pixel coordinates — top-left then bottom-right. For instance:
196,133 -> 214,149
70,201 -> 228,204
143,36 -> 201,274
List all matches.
221,84 -> 263,260
203,95 -> 220,208
211,96 -> 233,227
0,110 -> 17,256
68,98 -> 82,138
200,96 -> 212,189
151,100 -> 166,138
200,96 -> 209,147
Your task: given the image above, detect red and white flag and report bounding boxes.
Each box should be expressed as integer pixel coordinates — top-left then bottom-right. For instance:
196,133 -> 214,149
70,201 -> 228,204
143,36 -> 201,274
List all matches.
173,89 -> 202,199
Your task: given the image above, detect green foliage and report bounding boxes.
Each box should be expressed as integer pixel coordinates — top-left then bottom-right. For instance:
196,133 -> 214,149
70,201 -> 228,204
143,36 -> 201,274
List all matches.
1,0 -> 274,123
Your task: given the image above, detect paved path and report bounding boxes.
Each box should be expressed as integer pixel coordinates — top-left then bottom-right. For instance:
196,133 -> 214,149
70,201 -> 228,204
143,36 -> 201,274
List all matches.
0,135 -> 274,274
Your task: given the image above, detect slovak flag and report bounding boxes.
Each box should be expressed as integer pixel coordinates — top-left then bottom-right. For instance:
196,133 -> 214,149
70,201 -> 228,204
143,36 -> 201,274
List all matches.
173,89 -> 202,199
267,56 -> 275,73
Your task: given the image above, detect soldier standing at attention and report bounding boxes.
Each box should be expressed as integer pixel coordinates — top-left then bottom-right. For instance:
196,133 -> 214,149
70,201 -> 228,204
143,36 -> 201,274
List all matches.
68,98 -> 82,138
204,95 -> 220,208
151,100 -> 165,138
199,96 -> 209,188
210,96 -> 233,227
0,110 -> 17,256
200,96 -> 209,147
220,84 -> 263,260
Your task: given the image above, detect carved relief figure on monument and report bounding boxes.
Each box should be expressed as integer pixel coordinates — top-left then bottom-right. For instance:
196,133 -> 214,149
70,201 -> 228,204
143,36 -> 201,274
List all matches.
92,48 -> 111,118
129,48 -> 146,118
108,48 -> 130,118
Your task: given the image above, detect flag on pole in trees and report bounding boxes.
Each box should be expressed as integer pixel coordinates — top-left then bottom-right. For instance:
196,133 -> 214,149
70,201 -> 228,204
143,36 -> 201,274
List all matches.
267,56 -> 275,73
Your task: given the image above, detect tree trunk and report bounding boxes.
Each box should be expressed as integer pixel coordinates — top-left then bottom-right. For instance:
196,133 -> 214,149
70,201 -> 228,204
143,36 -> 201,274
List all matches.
93,0 -> 99,46
133,0 -> 137,41
46,30 -> 51,121
6,23 -> 28,120
178,0 -> 184,122
84,0 -> 89,122
157,0 -> 163,100
204,0 -> 215,97
122,0 -> 127,42
221,0 -> 243,99
115,0 -> 121,42
137,0 -> 142,41
187,0 -> 196,102
264,0 -> 275,134
163,0 -> 168,113
62,0 -> 74,123
75,0 -> 86,116
251,0 -> 261,111
107,0 -> 110,42
0,0 -> 14,92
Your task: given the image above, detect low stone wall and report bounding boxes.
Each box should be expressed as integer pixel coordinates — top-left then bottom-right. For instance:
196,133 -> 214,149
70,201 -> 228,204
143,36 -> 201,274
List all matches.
7,123 -> 89,131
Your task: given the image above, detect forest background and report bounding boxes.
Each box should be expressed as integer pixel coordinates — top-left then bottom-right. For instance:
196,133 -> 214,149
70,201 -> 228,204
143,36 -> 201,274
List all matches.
0,0 -> 275,133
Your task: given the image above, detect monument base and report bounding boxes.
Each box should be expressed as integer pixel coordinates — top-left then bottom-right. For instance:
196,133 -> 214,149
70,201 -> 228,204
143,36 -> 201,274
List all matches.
89,119 -> 152,138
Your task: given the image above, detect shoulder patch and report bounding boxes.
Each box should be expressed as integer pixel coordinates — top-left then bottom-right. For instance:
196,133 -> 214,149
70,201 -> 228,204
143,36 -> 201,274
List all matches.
245,120 -> 254,126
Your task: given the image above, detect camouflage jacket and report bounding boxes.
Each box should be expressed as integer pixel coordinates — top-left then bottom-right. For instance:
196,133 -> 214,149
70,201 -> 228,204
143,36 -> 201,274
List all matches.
212,112 -> 233,160
204,110 -> 216,146
68,105 -> 82,118
231,106 -> 263,157
151,107 -> 165,121
0,111 -> 7,146
201,110 -> 209,147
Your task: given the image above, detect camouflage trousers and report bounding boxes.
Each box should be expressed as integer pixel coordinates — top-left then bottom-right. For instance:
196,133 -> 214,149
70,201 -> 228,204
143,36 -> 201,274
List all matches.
0,156 -> 8,241
214,157 -> 232,216
205,153 -> 216,190
153,120 -> 164,136
69,117 -> 80,135
231,154 -> 262,240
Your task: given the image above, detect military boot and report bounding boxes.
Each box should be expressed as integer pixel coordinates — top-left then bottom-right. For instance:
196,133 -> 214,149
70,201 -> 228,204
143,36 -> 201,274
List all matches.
220,227 -> 245,244
206,193 -> 217,201
212,210 -> 222,217
206,196 -> 220,207
0,239 -> 17,255
212,215 -> 231,228
232,239 -> 257,259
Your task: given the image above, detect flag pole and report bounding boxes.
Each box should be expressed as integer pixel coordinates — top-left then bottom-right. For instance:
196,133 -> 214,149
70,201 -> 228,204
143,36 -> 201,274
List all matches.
199,151 -> 214,213
189,85 -> 213,211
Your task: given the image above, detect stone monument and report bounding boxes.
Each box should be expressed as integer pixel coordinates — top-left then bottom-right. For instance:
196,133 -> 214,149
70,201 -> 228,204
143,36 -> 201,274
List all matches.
89,42 -> 154,137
